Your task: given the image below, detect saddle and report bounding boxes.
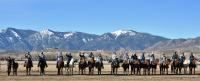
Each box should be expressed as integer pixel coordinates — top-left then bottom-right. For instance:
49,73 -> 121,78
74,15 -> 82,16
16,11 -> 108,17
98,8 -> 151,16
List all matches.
123,60 -> 129,64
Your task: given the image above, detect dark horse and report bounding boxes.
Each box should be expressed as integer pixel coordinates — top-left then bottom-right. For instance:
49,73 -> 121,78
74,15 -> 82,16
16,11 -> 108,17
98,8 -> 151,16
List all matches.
88,58 -> 95,75
79,58 -> 87,75
57,58 -> 64,75
160,59 -> 171,75
130,59 -> 140,75
189,59 -> 197,74
171,59 -> 181,74
24,59 -> 33,75
150,59 -> 159,75
7,57 -> 18,76
110,58 -> 120,75
95,61 -> 103,75
139,60 -> 150,75
122,59 -> 129,75
38,58 -> 48,76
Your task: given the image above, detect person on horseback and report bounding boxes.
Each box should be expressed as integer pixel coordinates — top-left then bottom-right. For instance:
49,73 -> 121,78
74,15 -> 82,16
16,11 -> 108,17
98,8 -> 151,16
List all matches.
179,52 -> 186,65
89,52 -> 94,58
56,52 -> 63,68
96,53 -> 104,68
160,54 -> 166,65
172,51 -> 179,66
150,54 -> 155,64
39,52 -> 47,61
25,52 -> 33,67
131,53 -> 138,62
66,52 -> 73,67
140,53 -> 145,63
189,52 -> 195,64
38,52 -> 48,67
123,53 -> 129,63
79,52 -> 85,59
112,52 -> 117,62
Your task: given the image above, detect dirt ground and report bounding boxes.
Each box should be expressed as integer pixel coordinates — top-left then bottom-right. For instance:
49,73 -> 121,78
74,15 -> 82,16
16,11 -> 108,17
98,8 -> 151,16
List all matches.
0,61 -> 200,81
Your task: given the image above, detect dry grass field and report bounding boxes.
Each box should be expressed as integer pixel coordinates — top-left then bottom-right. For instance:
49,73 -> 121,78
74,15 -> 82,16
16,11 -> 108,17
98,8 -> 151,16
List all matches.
0,61 -> 200,81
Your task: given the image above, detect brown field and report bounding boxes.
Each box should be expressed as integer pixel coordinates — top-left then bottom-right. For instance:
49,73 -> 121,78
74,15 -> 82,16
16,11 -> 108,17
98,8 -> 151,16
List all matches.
0,61 -> 200,81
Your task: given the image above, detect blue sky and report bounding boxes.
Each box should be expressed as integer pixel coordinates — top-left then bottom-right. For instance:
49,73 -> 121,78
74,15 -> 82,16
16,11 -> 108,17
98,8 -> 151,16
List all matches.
0,0 -> 200,39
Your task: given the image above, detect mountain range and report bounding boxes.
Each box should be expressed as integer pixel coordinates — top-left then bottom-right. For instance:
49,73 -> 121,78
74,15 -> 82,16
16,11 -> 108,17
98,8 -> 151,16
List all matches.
0,28 -> 200,52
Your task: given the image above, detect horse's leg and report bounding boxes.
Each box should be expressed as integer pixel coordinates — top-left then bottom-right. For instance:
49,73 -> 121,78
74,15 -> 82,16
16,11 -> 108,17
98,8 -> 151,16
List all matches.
7,67 -> 10,76
58,68 -> 60,75
29,68 -> 31,75
194,67 -> 195,74
116,68 -> 118,75
179,67 -> 182,74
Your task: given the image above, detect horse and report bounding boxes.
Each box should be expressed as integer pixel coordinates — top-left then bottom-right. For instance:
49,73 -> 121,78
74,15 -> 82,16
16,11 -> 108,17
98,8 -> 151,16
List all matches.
24,59 -> 33,75
160,59 -> 171,75
189,59 -> 197,74
95,61 -> 103,75
57,58 -> 64,75
122,59 -> 130,75
139,59 -> 150,75
88,57 -> 95,75
150,59 -> 159,75
79,57 -> 87,75
130,59 -> 140,75
37,58 -> 48,76
110,58 -> 120,75
65,58 -> 76,75
7,58 -> 18,76
171,59 -> 181,74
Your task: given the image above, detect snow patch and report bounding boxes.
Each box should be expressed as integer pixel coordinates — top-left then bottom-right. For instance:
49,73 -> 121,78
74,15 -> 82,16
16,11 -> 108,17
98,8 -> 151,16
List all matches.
82,38 -> 87,43
40,29 -> 54,36
64,32 -> 74,38
10,30 -> 21,39
111,29 -> 136,36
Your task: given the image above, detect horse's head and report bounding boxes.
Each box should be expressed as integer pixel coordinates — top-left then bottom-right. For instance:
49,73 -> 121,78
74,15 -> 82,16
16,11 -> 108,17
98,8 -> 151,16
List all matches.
192,59 -> 197,64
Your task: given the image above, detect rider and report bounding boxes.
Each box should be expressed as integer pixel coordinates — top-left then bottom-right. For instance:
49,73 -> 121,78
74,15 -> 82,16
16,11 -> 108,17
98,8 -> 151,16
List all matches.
89,52 -> 94,59
179,52 -> 186,65
172,51 -> 179,65
39,52 -> 47,61
66,52 -> 73,67
140,53 -> 145,63
160,54 -> 166,65
38,52 -> 48,67
25,52 -> 33,67
150,53 -> 156,64
123,53 -> 129,63
131,53 -> 138,61
112,52 -> 117,62
96,53 -> 104,68
56,51 -> 63,68
189,52 -> 195,64
79,52 -> 85,59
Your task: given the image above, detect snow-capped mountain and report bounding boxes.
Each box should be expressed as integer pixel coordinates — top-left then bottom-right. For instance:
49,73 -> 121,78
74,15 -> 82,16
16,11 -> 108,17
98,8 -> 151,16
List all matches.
0,28 -> 168,51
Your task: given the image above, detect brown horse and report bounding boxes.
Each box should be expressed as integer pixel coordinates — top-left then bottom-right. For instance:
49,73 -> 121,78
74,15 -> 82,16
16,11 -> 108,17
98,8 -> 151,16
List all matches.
88,58 -> 95,75
122,60 -> 129,75
160,59 -> 171,75
57,59 -> 64,75
130,59 -> 140,75
150,59 -> 159,75
79,58 -> 87,75
171,59 -> 181,74
139,60 -> 150,75
189,59 -> 197,74
24,59 -> 33,75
